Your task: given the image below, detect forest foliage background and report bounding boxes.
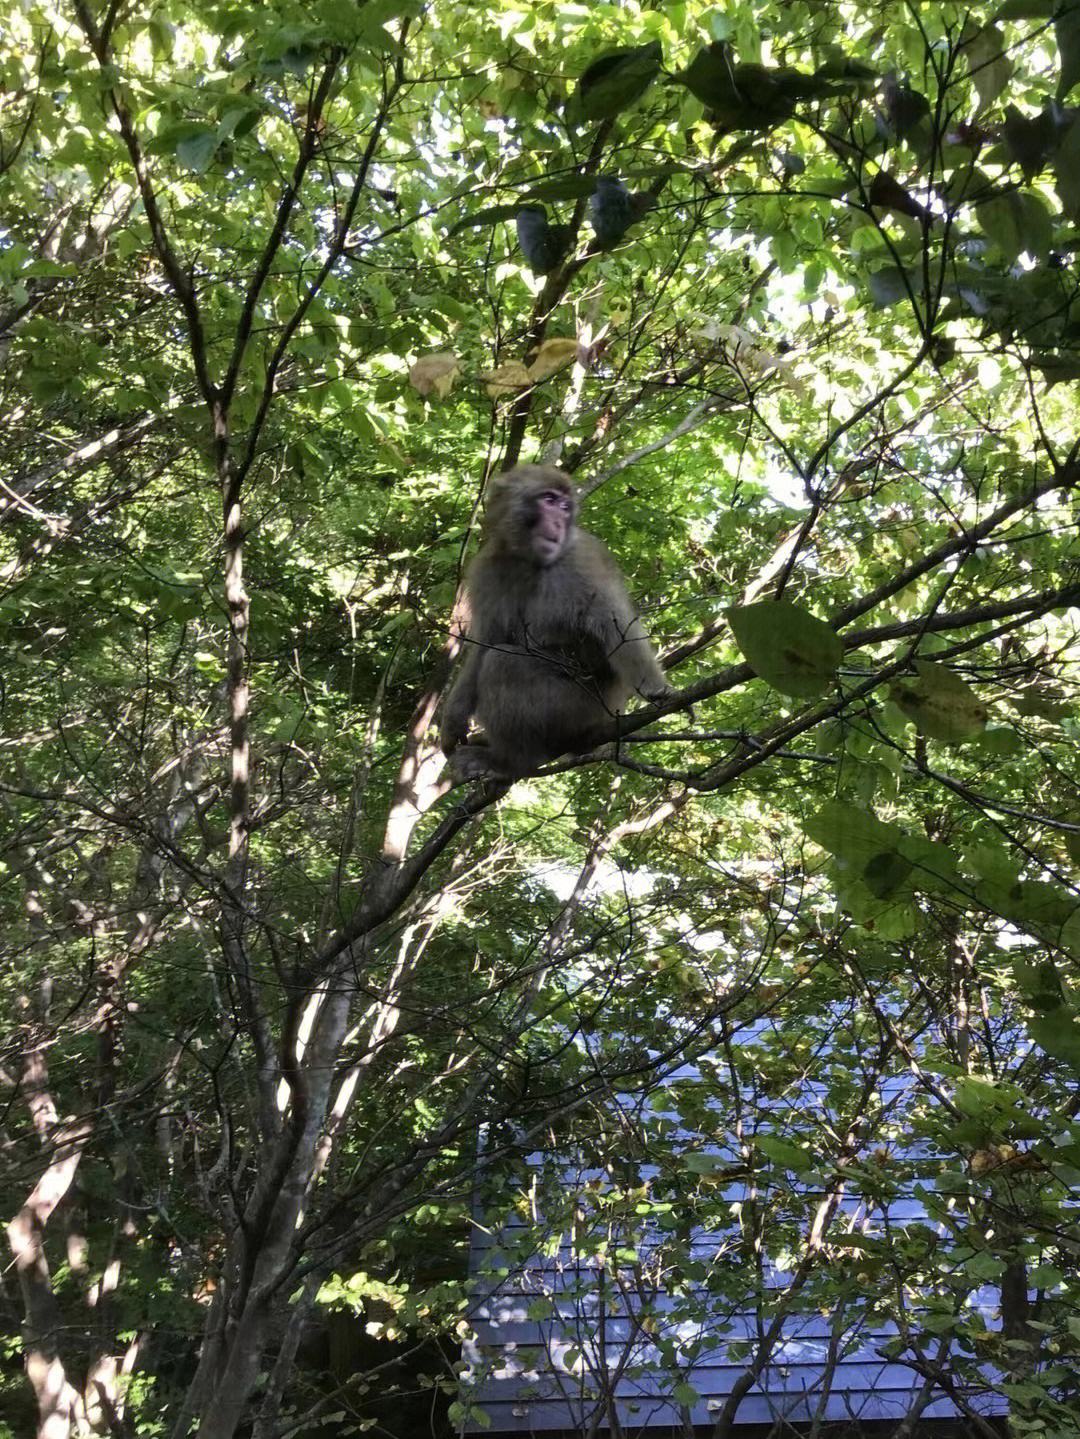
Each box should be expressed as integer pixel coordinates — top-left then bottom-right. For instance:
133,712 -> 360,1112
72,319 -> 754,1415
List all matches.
2,0 -> 1080,1436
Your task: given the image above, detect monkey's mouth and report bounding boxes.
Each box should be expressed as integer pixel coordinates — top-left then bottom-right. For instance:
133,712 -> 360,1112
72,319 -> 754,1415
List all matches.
532,534 -> 563,564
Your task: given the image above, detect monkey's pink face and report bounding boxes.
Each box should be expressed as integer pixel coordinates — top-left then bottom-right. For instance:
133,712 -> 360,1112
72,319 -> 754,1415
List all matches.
532,489 -> 573,564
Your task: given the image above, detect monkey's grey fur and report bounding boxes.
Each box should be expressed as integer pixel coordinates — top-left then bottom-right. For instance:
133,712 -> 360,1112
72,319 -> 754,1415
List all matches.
440,465 -> 668,780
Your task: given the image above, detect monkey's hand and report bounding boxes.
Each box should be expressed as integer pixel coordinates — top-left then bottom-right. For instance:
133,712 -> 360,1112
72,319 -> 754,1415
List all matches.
439,707 -> 472,758
642,682 -> 695,725
637,681 -> 676,706
441,661 -> 479,758
447,743 -> 508,785
639,681 -> 674,701
440,728 -> 465,759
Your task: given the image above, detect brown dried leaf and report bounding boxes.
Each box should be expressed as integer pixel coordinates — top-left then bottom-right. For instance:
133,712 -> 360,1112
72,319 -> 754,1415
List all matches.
480,361 -> 532,398
409,352 -> 460,400
526,337 -> 581,382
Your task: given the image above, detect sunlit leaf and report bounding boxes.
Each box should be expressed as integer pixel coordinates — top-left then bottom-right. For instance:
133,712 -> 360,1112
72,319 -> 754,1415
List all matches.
961,22 -> 1013,112
175,129 -> 218,173
526,337 -> 579,381
409,352 -> 460,399
890,660 -> 989,743
727,600 -> 842,697
480,361 -> 532,397
755,1133 -> 814,1171
976,188 -> 1054,260
804,801 -> 904,870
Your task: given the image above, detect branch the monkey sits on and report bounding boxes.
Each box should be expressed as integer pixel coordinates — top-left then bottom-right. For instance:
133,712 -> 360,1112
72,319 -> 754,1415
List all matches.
440,465 -> 670,781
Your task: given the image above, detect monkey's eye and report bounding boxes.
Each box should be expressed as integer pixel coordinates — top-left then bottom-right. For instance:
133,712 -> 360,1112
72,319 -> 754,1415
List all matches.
541,491 -> 571,511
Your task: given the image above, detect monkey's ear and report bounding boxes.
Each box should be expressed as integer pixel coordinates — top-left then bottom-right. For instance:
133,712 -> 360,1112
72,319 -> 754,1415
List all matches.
484,472 -> 515,505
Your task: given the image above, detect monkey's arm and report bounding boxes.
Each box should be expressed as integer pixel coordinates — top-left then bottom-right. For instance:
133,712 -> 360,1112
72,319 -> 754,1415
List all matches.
440,649 -> 481,754
608,612 -> 670,699
584,538 -> 670,699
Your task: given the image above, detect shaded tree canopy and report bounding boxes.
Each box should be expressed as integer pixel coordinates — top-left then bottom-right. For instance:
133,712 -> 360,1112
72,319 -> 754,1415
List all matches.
2,1 -> 1080,1436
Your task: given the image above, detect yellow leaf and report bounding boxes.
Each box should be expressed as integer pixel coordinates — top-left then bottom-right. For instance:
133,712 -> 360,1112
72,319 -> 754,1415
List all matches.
527,336 -> 580,382
890,660 -> 988,744
480,361 -> 532,398
408,352 -> 459,400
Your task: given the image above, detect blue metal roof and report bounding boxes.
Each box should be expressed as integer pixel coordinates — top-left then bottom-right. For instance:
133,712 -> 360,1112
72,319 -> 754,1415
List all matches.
460,1055 -> 1012,1434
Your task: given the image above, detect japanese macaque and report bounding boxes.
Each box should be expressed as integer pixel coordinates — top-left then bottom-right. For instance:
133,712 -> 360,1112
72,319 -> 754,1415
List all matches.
516,206 -> 573,275
440,465 -> 670,781
589,177 -> 652,249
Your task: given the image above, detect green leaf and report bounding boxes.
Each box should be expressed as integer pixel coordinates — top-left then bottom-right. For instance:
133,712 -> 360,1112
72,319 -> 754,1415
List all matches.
976,189 -> 1054,261
882,78 -> 931,141
282,45 -> 319,78
1028,1007 -> 1080,1071
1058,0 -> 1080,98
22,259 -> 77,278
815,51 -> 878,83
217,103 -> 262,143
889,660 -> 988,743
674,44 -> 742,115
727,600 -> 842,697
804,800 -> 903,870
148,13 -> 176,56
954,1076 -> 1010,1116
1013,957 -> 1066,1010
961,23 -> 1013,112
446,204 -> 523,237
318,0 -> 371,42
1010,880 -> 1078,935
754,1132 -> 813,1171
964,1251 -> 1005,1280
684,1151 -> 725,1174
1053,116 -> 1080,219
175,129 -> 218,174
1061,906 -> 1080,956
672,1382 -> 700,1406
995,0 -> 1055,15
522,176 -> 602,201
575,42 -> 662,122
900,834 -> 962,896
863,850 -> 913,899
960,840 -> 1023,886
1003,104 -> 1067,178
921,1312 -> 960,1334
975,725 -> 1022,757
673,46 -> 839,130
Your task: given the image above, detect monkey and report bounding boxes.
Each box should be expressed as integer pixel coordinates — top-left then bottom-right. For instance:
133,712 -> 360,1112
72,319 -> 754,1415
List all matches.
516,206 -> 573,275
588,177 -> 652,249
440,465 -> 670,781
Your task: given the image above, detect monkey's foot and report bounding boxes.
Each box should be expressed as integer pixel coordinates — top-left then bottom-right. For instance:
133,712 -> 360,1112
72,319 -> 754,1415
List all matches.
448,745 -> 509,784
